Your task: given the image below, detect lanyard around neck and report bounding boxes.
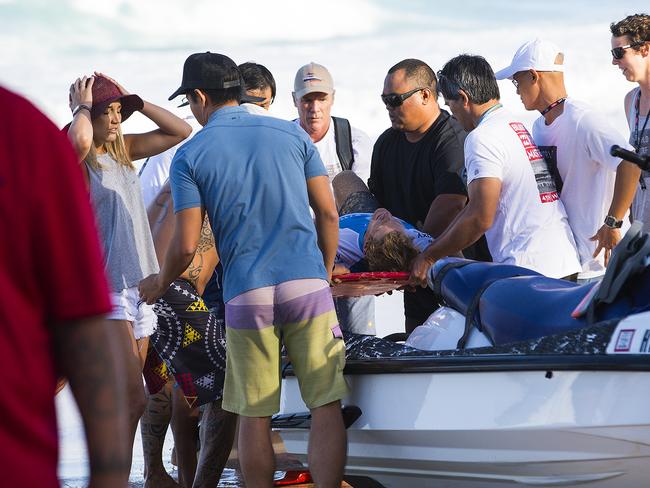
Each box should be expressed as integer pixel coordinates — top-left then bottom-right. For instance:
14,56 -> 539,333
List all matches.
540,97 -> 567,116
634,90 -> 650,152
477,103 -> 502,125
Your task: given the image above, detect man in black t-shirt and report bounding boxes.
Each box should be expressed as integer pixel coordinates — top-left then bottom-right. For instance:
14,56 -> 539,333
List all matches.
369,58 -> 490,334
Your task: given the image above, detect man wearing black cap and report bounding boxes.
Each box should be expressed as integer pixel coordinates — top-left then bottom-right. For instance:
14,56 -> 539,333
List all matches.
139,52 -> 347,488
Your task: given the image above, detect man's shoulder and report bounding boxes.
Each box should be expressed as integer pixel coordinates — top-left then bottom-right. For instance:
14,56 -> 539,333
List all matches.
375,126 -> 401,146
554,98 -> 602,128
543,98 -> 618,139
242,112 -> 312,142
429,110 -> 467,145
349,123 -> 372,141
2,86 -> 60,137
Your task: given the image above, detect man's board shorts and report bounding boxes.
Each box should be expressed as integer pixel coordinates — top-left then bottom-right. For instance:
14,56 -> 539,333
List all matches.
222,278 -> 348,417
107,286 -> 157,339
143,278 -> 227,408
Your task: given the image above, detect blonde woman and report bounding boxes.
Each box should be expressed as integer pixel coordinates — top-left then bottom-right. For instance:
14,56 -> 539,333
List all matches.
66,73 -> 191,472
611,14 -> 650,230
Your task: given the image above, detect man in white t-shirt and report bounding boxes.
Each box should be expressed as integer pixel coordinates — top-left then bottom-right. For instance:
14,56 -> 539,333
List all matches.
410,54 -> 581,286
495,38 -> 640,282
293,62 -> 376,335
293,62 -> 373,184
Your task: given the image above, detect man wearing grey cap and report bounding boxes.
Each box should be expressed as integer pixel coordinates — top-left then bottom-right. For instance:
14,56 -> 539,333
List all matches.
496,38 -> 640,283
293,62 -> 376,336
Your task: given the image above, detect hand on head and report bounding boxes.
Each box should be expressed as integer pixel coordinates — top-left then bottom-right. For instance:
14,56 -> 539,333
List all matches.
94,71 -> 130,96
69,75 -> 94,112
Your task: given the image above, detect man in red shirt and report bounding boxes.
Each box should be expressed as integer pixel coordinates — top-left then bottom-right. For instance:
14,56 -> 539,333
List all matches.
0,86 -> 130,487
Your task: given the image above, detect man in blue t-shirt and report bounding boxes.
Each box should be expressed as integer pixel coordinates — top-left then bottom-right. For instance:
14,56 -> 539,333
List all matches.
138,52 -> 347,488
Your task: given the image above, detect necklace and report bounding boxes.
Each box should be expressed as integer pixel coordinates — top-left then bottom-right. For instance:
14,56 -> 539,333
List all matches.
540,97 -> 567,116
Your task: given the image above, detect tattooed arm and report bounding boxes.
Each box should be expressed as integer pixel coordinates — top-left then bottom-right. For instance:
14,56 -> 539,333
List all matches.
182,215 -> 218,295
54,316 -> 131,488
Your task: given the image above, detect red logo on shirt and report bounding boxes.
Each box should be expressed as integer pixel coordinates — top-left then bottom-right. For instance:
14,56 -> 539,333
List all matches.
509,123 -> 559,203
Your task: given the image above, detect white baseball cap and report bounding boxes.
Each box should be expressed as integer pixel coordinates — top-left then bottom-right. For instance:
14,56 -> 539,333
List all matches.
495,38 -> 565,80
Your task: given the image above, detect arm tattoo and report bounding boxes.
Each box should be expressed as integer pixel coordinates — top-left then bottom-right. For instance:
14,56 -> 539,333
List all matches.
196,217 -> 215,254
186,218 -> 214,289
186,252 -> 204,290
153,186 -> 171,208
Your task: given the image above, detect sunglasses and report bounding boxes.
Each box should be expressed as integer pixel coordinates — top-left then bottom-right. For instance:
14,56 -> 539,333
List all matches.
611,42 -> 645,60
381,87 -> 425,108
511,73 -> 529,89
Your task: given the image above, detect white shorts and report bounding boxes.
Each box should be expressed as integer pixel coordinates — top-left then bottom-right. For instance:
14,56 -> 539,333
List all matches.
107,286 -> 158,339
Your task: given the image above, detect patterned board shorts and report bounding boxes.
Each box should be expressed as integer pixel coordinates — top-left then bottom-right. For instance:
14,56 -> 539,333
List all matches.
142,279 -> 227,408
222,278 -> 349,417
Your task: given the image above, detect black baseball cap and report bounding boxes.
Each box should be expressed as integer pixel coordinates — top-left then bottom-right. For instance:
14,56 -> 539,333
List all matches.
169,52 -> 241,103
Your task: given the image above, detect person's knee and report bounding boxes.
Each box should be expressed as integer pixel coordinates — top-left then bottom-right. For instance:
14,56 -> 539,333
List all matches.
310,400 -> 343,420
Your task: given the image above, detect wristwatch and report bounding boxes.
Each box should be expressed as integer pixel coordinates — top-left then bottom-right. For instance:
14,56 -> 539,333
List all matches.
604,215 -> 623,229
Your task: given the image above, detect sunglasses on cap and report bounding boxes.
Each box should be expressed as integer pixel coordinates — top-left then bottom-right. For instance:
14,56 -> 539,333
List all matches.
381,87 -> 426,108
611,41 -> 645,60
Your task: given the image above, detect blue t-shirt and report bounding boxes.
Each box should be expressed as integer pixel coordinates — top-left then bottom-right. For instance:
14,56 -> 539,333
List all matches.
171,106 -> 328,302
336,213 -> 433,272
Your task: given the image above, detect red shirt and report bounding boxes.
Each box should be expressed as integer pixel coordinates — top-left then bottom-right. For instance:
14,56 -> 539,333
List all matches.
0,87 -> 112,486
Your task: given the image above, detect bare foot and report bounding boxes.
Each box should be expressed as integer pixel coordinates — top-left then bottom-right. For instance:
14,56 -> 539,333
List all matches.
144,471 -> 181,488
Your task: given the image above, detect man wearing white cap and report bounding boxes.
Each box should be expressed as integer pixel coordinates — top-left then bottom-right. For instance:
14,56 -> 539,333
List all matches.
293,62 -> 376,336
496,38 -> 641,282
293,62 -> 372,184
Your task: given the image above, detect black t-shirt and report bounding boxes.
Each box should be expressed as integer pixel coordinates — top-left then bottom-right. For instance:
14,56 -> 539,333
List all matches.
368,110 -> 491,327
368,109 -> 468,227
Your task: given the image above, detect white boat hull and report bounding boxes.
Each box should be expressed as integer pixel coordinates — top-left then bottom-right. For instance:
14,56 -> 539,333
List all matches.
278,368 -> 650,487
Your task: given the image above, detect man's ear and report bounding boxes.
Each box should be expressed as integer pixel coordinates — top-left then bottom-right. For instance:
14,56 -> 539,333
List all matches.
458,89 -> 470,108
421,87 -> 434,105
529,69 -> 539,83
194,88 -> 208,107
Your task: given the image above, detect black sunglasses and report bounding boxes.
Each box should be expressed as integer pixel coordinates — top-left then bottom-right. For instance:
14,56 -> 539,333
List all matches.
381,87 -> 425,108
611,42 -> 645,60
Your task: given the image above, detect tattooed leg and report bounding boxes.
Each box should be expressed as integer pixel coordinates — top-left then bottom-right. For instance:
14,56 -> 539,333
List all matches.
192,400 -> 237,488
141,380 -> 181,488
170,385 -> 199,487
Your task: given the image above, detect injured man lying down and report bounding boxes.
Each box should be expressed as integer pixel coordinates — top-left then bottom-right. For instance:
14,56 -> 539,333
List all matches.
332,170 -> 433,275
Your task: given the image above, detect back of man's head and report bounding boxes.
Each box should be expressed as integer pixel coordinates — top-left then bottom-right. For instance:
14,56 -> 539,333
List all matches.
169,52 -> 242,107
239,62 -> 276,104
388,58 -> 437,92
438,54 -> 500,104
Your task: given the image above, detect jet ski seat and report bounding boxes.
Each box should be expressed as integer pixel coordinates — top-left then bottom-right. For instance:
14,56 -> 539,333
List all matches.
429,223 -> 650,348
